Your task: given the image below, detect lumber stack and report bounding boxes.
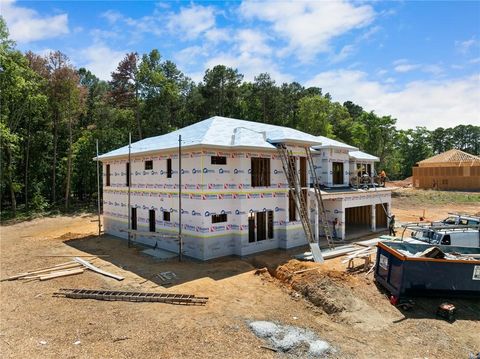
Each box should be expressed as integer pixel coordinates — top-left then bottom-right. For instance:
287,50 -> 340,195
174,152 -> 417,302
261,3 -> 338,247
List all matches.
1,257 -> 124,283
1,261 -> 84,282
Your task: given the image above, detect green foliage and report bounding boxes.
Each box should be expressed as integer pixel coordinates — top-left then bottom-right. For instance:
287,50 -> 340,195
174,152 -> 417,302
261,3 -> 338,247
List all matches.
1,18 -> 479,217
297,96 -> 334,137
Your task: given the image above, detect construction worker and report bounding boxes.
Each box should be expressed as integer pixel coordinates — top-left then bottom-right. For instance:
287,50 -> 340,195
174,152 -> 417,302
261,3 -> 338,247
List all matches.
380,170 -> 386,186
332,217 -> 339,239
388,215 -> 396,236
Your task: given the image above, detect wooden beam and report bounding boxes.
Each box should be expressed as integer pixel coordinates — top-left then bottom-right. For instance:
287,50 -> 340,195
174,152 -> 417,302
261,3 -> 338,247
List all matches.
39,268 -> 84,281
1,262 -> 82,281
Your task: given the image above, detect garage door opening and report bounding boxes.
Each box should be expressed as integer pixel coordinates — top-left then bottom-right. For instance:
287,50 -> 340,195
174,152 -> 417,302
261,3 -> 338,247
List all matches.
345,205 -> 371,238
376,203 -> 389,229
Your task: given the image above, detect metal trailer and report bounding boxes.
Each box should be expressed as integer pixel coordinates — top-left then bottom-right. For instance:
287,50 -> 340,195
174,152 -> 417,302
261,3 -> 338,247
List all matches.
374,241 -> 480,299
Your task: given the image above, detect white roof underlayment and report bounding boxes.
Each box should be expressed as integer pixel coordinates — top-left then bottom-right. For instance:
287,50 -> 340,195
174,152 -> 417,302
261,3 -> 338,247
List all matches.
98,116 -> 322,160
312,136 -> 358,151
348,150 -> 380,161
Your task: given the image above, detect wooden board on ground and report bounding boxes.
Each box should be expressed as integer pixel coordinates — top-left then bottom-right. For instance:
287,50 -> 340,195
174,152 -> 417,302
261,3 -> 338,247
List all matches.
73,257 -> 124,281
322,245 -> 357,260
39,268 -> 84,281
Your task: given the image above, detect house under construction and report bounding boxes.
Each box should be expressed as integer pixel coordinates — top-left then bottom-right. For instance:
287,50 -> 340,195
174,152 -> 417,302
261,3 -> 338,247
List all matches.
412,149 -> 480,191
97,117 -> 392,260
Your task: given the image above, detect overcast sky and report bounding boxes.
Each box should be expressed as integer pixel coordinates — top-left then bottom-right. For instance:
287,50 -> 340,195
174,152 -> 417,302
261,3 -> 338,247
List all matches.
2,0 -> 479,129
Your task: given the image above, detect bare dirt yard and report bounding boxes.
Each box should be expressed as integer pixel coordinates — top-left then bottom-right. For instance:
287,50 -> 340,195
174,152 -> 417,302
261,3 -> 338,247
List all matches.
1,190 -> 479,358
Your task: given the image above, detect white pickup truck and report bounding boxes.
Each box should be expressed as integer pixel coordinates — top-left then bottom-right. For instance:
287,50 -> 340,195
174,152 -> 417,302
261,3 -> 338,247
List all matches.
409,227 -> 480,248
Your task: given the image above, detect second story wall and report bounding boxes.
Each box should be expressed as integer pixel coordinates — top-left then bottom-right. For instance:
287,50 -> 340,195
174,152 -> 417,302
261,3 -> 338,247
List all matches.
312,148 -> 351,187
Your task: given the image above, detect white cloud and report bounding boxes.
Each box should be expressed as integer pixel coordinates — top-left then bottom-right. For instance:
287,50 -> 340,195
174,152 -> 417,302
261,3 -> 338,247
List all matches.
455,37 -> 479,54
167,4 -> 216,40
79,43 -> 126,81
1,0 -> 69,43
393,59 -> 444,76
204,28 -> 231,44
240,0 -> 375,60
205,51 -> 293,84
174,46 -> 206,67
236,29 -> 271,55
306,69 -> 480,129
330,44 -> 356,63
101,10 -> 123,24
394,63 -> 421,73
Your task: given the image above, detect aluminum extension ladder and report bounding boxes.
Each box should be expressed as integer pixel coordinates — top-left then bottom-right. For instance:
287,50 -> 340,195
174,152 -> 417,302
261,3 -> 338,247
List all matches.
276,144 -> 327,262
305,147 -> 335,249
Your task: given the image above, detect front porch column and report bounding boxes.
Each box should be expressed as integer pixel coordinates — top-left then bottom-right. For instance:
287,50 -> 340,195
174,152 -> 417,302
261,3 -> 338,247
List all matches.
371,204 -> 376,231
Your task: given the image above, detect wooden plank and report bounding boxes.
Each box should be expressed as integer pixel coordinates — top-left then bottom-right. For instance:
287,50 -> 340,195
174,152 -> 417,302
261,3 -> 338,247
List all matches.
39,268 -> 84,281
1,262 -> 82,281
322,245 -> 357,260
293,266 -> 322,274
354,237 -> 385,247
73,257 -> 124,281
36,255 -> 109,258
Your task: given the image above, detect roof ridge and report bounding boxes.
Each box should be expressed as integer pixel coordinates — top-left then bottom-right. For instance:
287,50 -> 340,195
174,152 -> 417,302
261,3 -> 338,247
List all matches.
419,149 -> 480,163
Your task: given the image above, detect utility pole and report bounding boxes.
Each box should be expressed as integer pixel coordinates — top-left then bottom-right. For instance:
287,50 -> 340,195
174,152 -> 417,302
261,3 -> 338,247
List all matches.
96,140 -> 102,236
127,133 -> 132,247
178,134 -> 183,262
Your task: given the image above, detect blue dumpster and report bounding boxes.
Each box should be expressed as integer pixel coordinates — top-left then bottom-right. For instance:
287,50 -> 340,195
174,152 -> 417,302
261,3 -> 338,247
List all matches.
375,241 -> 480,298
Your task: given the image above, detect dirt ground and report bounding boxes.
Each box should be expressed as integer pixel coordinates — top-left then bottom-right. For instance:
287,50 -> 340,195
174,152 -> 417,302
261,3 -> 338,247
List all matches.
1,194 -> 479,358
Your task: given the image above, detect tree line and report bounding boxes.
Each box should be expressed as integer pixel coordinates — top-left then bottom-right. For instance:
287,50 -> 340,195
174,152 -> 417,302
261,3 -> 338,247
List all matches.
1,18 -> 479,217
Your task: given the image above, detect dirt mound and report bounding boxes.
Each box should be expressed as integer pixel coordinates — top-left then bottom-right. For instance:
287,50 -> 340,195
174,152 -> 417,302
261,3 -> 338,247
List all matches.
387,176 -> 412,188
271,260 -> 358,315
269,260 -> 393,330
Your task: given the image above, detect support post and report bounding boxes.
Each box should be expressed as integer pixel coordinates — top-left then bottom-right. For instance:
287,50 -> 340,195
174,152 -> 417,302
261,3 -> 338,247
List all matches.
178,134 -> 182,262
315,197 -> 319,243
96,140 -> 101,236
371,204 -> 376,232
127,133 -> 131,248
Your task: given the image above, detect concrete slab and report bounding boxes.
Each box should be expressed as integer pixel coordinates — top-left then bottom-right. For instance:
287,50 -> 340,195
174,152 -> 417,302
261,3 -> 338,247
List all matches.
142,248 -> 178,260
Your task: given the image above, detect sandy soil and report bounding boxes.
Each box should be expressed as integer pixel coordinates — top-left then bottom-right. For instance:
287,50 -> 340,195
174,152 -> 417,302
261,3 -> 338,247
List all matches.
1,200 -> 479,359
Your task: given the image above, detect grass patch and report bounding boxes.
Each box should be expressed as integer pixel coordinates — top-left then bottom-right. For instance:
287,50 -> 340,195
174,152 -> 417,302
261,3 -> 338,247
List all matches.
392,189 -> 480,205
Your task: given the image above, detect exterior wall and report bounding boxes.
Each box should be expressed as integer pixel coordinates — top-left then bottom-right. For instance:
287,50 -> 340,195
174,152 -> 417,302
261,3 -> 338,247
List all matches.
412,165 -> 480,190
349,160 -> 376,176
313,148 -> 359,187
102,146 -> 310,260
309,189 -> 391,240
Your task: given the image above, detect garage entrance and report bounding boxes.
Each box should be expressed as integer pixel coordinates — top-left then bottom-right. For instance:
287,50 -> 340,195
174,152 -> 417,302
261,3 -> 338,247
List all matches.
345,205 -> 371,238
375,203 -> 389,229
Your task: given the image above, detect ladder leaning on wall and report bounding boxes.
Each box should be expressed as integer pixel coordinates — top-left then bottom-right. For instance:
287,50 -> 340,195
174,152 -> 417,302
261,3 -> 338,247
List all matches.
305,147 -> 335,249
276,144 -> 334,263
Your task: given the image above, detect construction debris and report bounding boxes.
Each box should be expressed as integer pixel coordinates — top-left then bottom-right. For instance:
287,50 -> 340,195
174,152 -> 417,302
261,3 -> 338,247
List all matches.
417,246 -> 445,259
249,321 -> 334,356
294,245 -> 356,261
2,257 -> 124,283
73,257 -> 124,281
156,271 -> 177,283
36,254 -> 110,258
1,261 -> 83,282
38,269 -> 84,281
54,288 -> 208,305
